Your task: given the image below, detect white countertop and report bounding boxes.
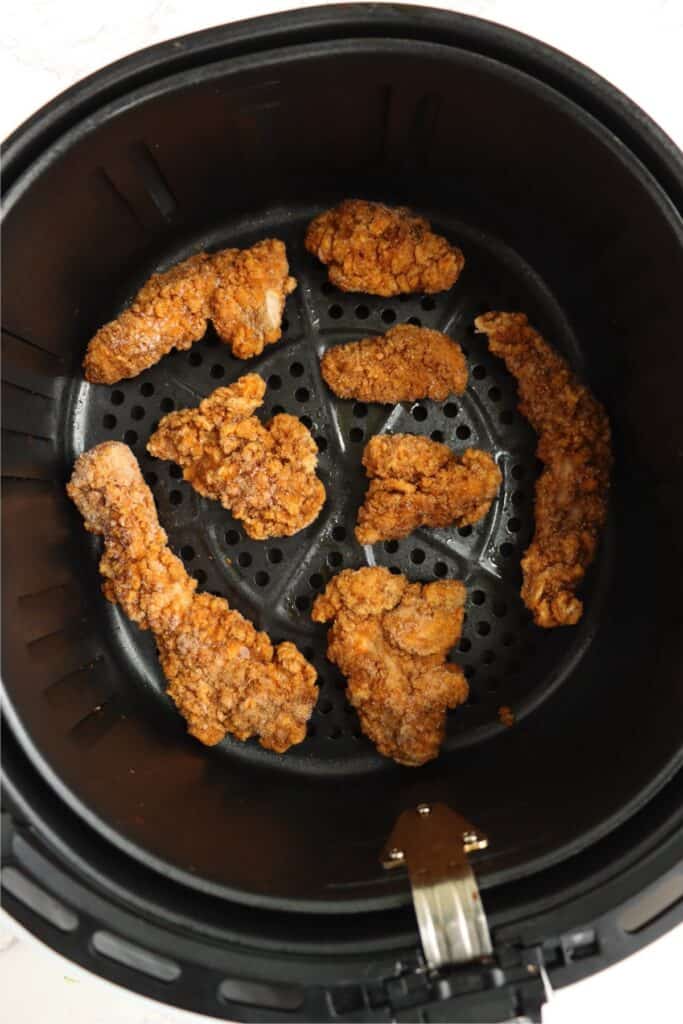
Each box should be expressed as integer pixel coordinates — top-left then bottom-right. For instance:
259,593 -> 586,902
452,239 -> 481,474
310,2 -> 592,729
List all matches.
2,1 -> 682,1021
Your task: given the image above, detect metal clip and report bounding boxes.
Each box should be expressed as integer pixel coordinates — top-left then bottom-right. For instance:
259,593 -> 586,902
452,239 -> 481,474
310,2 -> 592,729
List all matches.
381,803 -> 492,969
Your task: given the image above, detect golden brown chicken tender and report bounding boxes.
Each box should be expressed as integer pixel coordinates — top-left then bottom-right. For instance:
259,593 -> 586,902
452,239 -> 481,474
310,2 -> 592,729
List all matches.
321,324 -> 467,403
355,434 -> 502,544
305,200 -> 464,296
476,312 -> 611,628
67,442 -> 317,750
84,239 -> 296,384
147,374 -> 326,540
312,567 -> 468,766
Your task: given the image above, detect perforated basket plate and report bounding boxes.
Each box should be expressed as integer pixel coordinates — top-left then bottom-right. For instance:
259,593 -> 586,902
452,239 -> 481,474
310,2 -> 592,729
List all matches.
71,202 -> 607,773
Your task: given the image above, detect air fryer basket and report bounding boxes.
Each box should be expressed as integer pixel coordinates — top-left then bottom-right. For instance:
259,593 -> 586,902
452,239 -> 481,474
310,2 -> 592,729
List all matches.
3,5 -> 683,1021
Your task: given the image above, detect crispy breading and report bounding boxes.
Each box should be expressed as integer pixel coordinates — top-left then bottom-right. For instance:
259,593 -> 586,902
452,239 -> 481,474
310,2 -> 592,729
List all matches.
312,567 -> 468,766
321,324 -> 467,402
147,374 -> 326,540
83,239 -> 296,383
67,442 -> 317,750
355,434 -> 502,544
305,199 -> 464,296
476,312 -> 611,628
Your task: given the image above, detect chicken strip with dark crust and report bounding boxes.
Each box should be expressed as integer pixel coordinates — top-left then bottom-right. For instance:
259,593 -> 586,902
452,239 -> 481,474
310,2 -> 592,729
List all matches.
356,434 -> 502,544
312,567 -> 468,766
147,374 -> 326,540
84,239 -> 296,384
67,442 -> 317,750
476,312 -> 611,628
305,200 -> 464,296
321,324 -> 467,403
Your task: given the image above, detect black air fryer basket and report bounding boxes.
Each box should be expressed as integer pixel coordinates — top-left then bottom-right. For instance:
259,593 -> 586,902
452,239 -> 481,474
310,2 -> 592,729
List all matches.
2,6 -> 683,1022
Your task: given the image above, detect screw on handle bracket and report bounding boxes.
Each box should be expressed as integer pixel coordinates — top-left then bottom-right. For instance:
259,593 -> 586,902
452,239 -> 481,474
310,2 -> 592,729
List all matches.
381,803 -> 492,969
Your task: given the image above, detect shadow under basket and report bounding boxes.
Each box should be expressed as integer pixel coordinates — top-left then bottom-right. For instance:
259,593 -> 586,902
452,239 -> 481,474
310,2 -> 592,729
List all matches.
2,6 -> 683,1022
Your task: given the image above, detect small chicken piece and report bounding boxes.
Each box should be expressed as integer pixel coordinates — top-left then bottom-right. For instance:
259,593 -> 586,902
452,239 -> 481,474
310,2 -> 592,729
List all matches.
67,442 -> 317,750
84,239 -> 296,384
305,199 -> 464,296
312,567 -> 468,766
147,374 -> 325,540
356,434 -> 502,544
321,324 -> 467,403
476,312 -> 611,628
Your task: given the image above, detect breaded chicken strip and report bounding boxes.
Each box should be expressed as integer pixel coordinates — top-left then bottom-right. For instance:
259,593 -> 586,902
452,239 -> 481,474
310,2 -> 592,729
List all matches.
84,239 -> 296,384
312,567 -> 468,766
147,374 -> 325,540
476,312 -> 611,628
356,434 -> 502,544
305,200 -> 464,296
67,442 -> 317,750
321,324 -> 467,403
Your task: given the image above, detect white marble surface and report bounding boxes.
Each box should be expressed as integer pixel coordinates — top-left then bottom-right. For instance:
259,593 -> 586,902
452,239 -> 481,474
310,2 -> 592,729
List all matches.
1,1 -> 682,1022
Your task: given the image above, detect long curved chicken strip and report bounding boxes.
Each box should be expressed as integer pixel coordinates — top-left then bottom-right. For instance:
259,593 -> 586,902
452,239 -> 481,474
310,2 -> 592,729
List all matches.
147,374 -> 326,540
67,442 -> 317,750
305,199 -> 464,296
356,434 -> 502,544
476,312 -> 611,628
321,324 -> 467,403
312,567 -> 468,766
84,239 -> 296,384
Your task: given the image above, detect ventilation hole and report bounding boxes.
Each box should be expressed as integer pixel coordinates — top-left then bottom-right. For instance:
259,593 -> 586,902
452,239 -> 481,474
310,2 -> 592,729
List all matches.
353,402 -> 368,419
194,569 -> 207,584
282,317 -> 289,332
328,551 -> 343,567
500,410 -> 514,425
456,424 -> 471,440
411,549 -> 425,564
434,562 -> 448,578
145,471 -> 157,487
316,436 -> 328,452
473,365 -> 486,380
309,573 -> 324,590
349,427 -> 364,442
238,552 -> 252,568
210,364 -> 225,379
332,526 -> 346,541
322,281 -> 335,295
355,304 -> 370,319
272,404 -> 285,416
188,352 -> 202,366
267,548 -> 283,564
111,390 -> 125,405
160,397 -> 175,413
444,402 -> 458,418
500,542 -> 514,558
407,316 -> 422,327
102,414 -> 117,429
381,309 -> 396,324
124,430 -> 138,445
472,590 -> 486,606
389,566 -> 402,575
168,489 -> 182,505
319,699 -> 332,714
268,374 -> 282,390
512,464 -> 525,480
464,665 -> 476,679
512,491 -> 525,506
296,595 -> 310,612
421,296 -> 436,311
482,650 -> 495,665
508,517 -> 521,533
290,362 -> 304,377
431,430 -> 444,443
412,405 -> 428,422
458,525 -> 473,538
303,647 -> 315,661
488,387 -> 501,403
295,387 -> 310,403
329,726 -> 342,739
169,464 -> 183,479
459,637 -> 471,652
384,540 -> 399,553
307,723 -> 317,738
225,530 -> 240,546
502,632 -> 515,647
493,600 -> 508,618
255,571 -> 269,587
329,304 -> 343,319
181,545 -> 195,562
300,415 -> 313,429
477,621 -> 491,636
